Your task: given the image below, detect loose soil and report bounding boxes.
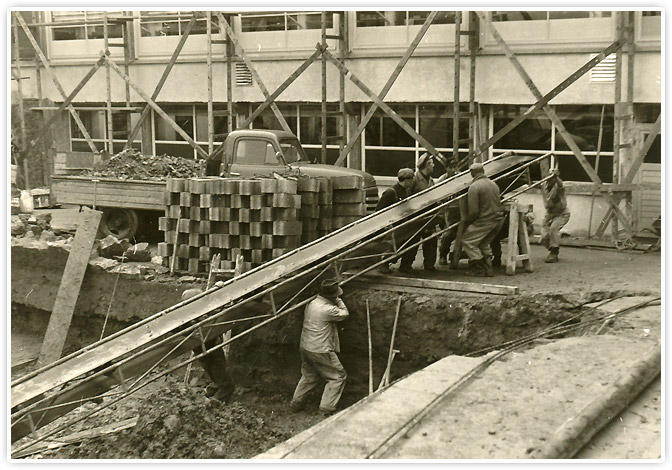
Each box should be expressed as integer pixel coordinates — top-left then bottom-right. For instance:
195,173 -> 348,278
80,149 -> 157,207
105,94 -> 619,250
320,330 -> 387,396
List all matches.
11,244 -> 661,460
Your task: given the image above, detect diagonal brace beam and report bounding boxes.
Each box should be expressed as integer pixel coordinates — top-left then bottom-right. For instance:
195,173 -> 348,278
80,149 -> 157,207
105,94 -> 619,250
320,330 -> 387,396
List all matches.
238,47 -> 325,130
464,39 -> 623,165
14,12 -> 98,153
124,12 -> 201,150
215,12 -> 292,133
23,53 -> 108,154
104,55 -> 209,159
334,11 -> 439,167
595,113 -> 661,234
322,48 -> 447,169
479,13 -> 632,235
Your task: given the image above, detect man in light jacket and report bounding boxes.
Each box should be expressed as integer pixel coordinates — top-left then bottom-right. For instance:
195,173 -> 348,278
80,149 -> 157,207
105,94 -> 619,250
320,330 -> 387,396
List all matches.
290,279 -> 349,416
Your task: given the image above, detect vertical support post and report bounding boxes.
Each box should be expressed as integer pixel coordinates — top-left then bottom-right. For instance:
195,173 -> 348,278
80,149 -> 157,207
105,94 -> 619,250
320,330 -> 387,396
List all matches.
226,15 -> 234,131
338,12 -> 347,162
612,12 -> 624,240
452,11 -> 462,163
12,14 -> 30,190
206,11 -> 214,154
123,11 -> 132,108
468,11 -> 478,159
104,12 -> 114,154
321,11 -> 328,164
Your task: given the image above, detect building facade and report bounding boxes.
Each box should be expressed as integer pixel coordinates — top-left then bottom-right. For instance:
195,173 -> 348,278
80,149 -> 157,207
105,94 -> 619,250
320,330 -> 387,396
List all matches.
10,10 -> 662,233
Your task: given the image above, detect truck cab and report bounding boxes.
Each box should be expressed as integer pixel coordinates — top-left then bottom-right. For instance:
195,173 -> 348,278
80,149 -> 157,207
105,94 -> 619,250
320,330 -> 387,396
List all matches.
207,129 -> 379,212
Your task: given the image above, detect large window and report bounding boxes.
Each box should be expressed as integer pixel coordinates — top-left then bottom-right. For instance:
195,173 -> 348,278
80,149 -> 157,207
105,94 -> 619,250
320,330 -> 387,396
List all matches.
240,11 -> 333,32
51,11 -> 123,41
356,11 -> 455,27
70,109 -> 141,153
10,11 -> 38,60
139,11 -> 208,37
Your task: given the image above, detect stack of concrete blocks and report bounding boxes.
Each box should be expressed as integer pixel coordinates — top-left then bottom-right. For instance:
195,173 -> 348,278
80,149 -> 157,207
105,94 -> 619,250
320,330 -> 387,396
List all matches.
296,176 -> 320,244
158,177 -> 189,271
331,175 -> 367,230
316,177 -> 333,239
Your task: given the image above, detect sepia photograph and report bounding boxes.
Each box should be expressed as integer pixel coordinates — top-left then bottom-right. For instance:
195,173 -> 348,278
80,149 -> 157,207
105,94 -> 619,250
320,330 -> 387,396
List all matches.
8,5 -> 663,463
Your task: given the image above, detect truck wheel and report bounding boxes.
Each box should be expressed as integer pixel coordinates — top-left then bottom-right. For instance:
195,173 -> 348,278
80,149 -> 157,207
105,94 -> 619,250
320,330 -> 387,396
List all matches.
99,208 -> 139,240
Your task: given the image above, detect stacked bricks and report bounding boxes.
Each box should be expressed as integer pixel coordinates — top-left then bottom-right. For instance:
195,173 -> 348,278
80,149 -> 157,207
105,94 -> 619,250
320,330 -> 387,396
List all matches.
331,175 -> 367,230
159,174 -> 369,273
296,176 -> 320,244
316,177 -> 333,239
159,176 -> 307,273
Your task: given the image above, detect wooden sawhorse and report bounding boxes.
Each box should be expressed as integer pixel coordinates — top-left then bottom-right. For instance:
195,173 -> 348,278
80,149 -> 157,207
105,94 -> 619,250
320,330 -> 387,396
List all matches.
504,201 -> 533,276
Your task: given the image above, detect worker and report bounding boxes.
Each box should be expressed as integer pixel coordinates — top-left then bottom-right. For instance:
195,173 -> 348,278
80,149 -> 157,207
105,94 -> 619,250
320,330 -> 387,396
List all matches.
436,169 -> 461,266
375,168 -> 415,274
182,287 -> 236,403
540,168 -> 570,263
290,279 -> 349,416
461,162 -> 505,277
401,153 -> 438,273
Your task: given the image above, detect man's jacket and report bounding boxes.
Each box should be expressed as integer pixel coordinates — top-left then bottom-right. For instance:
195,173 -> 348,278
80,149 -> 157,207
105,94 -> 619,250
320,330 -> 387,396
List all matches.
300,295 -> 349,353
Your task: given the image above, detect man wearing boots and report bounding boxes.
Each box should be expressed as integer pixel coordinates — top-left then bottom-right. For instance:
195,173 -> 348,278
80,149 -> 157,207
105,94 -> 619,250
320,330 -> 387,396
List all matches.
401,153 -> 438,273
375,168 -> 415,274
461,162 -> 505,277
540,168 -> 570,263
290,279 -> 349,416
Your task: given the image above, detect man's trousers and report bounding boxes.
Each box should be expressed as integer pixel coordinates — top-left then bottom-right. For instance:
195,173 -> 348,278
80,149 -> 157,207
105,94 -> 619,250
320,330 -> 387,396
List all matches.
291,348 -> 347,412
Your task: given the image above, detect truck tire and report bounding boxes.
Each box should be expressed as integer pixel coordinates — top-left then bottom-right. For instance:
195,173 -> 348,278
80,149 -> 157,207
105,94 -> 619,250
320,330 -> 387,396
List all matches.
99,208 -> 139,240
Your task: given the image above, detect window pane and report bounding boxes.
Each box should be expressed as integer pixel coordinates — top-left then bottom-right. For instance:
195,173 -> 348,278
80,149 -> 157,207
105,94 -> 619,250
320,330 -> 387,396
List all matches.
365,106 -> 415,147
113,142 -> 141,153
235,139 -> 269,164
554,105 -> 613,152
140,11 -> 207,37
72,141 -> 106,152
548,11 -> 611,20
303,147 -> 342,166
493,105 -> 552,150
643,134 -> 661,164
287,12 -> 332,30
356,12 -> 400,27
12,12 -> 37,59
557,155 -> 612,183
241,12 -> 285,32
492,11 -> 547,21
407,11 -> 455,25
365,149 -> 416,176
253,106 -> 298,134
71,110 -> 106,139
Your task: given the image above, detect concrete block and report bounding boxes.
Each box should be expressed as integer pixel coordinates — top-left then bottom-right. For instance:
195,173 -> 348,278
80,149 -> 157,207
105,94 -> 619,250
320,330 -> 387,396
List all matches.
231,194 -> 250,209
249,222 -> 263,237
166,205 -> 181,219
229,221 -> 241,235
240,179 -> 262,195
333,203 -> 366,217
333,189 -> 366,204
164,191 -> 180,205
157,242 -> 173,256
272,221 -> 302,236
210,221 -> 229,234
221,179 -> 240,194
272,193 -> 301,208
297,177 -> 320,193
188,233 -> 207,247
166,178 -> 187,192
332,175 -> 363,190
299,193 -> 318,206
275,179 -> 298,194
199,221 -> 211,234
300,206 -> 320,219
179,192 -> 192,207
200,193 -> 213,207
250,195 -> 264,210
260,178 -> 277,194
178,218 -> 191,233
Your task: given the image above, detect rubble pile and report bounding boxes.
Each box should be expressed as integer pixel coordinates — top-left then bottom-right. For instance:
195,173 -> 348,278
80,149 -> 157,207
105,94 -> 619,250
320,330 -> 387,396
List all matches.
41,381 -> 291,459
81,149 -> 201,181
11,213 -> 65,242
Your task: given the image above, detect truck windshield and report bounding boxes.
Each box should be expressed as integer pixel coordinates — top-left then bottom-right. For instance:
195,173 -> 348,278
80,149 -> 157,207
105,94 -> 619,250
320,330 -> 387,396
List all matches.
279,140 -> 306,163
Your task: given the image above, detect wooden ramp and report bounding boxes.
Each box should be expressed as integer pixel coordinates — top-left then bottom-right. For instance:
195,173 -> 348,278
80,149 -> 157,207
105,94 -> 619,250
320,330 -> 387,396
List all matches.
255,354 -> 490,459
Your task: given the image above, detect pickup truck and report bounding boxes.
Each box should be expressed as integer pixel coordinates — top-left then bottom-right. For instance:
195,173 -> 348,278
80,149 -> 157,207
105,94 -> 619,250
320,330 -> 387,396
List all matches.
51,129 -> 379,239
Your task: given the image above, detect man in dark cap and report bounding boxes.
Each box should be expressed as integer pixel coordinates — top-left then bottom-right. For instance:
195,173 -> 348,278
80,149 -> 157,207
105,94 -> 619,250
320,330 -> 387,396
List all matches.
400,153 -> 438,273
290,279 -> 349,416
461,162 -> 505,276
375,168 -> 415,274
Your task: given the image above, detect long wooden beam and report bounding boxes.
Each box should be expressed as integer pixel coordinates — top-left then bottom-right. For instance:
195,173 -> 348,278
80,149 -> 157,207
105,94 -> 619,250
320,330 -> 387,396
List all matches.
12,15 -> 30,189
322,48 -> 447,168
14,12 -> 98,153
464,39 -> 623,166
334,11 -> 439,166
104,55 -> 209,159
479,14 -> 633,235
215,12 -> 292,133
23,54 -> 108,154
238,47 -> 324,130
124,13 -> 200,149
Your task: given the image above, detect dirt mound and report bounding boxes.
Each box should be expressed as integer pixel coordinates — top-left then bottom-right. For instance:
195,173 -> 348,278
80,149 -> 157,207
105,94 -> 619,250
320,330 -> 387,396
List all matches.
51,380 -> 291,459
81,148 -> 201,180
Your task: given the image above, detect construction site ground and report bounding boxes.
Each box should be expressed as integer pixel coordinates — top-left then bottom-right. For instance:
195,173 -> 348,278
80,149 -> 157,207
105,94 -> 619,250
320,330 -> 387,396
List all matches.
10,206 -> 663,461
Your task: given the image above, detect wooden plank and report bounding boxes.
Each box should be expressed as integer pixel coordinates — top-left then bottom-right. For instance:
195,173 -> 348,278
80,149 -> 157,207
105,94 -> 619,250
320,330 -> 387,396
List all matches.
50,175 -> 166,187
353,273 -> 518,296
12,417 -> 138,459
37,210 -> 103,367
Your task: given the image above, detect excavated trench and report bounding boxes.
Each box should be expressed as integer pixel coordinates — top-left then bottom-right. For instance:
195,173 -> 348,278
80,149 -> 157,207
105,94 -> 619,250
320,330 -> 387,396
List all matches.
10,285 -> 616,459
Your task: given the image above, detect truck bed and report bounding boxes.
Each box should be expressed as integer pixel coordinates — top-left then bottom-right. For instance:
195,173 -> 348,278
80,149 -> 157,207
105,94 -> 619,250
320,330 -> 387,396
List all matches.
50,176 -> 166,211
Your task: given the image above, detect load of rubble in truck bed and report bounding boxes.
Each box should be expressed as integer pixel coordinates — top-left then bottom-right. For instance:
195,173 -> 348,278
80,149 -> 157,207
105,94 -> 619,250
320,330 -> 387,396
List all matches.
80,148 -> 201,180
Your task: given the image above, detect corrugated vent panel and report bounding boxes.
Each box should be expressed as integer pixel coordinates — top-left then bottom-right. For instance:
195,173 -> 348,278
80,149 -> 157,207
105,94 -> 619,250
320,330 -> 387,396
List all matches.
236,63 -> 253,87
590,54 -> 616,83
